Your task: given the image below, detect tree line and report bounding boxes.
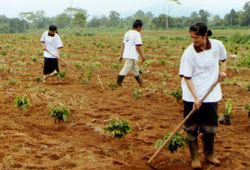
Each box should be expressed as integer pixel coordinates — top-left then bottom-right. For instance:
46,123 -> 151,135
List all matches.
0,1 -> 249,33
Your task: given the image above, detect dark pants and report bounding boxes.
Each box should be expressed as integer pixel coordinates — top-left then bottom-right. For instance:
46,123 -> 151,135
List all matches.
43,58 -> 59,75
184,101 -> 218,136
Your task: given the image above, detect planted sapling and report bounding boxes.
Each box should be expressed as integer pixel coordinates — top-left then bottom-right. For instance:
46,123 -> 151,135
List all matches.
56,72 -> 66,78
245,105 -> 250,119
133,89 -> 142,99
14,96 -> 31,110
155,132 -> 188,153
170,88 -> 182,102
108,81 -> 118,90
49,107 -> 70,124
104,119 -> 132,139
220,98 -> 235,125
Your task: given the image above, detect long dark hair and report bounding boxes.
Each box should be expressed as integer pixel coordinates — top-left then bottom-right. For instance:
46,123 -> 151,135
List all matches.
189,22 -> 212,37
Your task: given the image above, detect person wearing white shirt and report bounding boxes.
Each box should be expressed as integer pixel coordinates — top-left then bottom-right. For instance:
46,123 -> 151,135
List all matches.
179,23 -> 227,169
116,20 -> 146,86
40,25 -> 63,82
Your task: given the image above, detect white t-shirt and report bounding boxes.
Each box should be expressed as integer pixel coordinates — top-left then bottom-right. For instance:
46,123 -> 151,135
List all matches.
179,39 -> 227,102
40,31 -> 63,58
122,30 -> 142,61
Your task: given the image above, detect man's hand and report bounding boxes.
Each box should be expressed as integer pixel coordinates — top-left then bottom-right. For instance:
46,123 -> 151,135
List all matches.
219,72 -> 227,81
142,56 -> 146,62
57,56 -> 60,60
119,56 -> 123,63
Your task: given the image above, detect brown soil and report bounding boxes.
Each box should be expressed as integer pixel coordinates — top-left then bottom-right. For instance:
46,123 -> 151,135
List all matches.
0,33 -> 249,170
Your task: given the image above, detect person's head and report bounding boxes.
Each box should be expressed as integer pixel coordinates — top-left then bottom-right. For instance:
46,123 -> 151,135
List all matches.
133,20 -> 143,32
49,25 -> 58,35
189,22 -> 212,47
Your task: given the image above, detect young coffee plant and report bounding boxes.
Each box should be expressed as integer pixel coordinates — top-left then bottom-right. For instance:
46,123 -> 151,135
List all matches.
104,119 -> 132,139
108,81 -> 118,90
225,98 -> 234,116
133,89 -> 142,99
245,83 -> 250,91
56,72 -> 66,78
155,132 -> 188,153
245,104 -> 250,119
80,77 -> 90,84
170,88 -> 182,102
14,96 -> 31,110
36,77 -> 43,82
110,64 -> 120,70
49,107 -> 70,124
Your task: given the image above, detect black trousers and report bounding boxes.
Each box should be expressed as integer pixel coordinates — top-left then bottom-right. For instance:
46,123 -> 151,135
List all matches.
43,58 -> 59,75
184,101 -> 218,135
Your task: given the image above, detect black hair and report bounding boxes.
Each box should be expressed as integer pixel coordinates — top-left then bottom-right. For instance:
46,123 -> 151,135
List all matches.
49,25 -> 57,31
133,20 -> 143,28
189,22 -> 212,37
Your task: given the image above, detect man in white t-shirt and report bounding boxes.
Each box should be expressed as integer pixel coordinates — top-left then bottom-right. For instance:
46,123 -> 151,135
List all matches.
179,23 -> 227,169
116,20 -> 146,86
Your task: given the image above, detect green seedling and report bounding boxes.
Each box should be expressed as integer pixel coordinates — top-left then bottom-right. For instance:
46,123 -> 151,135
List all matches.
155,132 -> 188,153
36,77 -> 43,82
56,72 -> 66,78
225,98 -> 234,116
170,88 -> 182,102
133,89 -> 142,99
245,105 -> 250,119
108,82 -> 118,90
104,119 -> 132,139
49,106 -> 70,124
14,96 -> 31,110
110,64 -> 120,70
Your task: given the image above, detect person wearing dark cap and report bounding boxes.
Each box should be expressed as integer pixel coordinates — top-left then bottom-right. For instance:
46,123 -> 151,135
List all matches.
179,22 -> 227,169
40,25 -> 63,82
116,19 -> 146,87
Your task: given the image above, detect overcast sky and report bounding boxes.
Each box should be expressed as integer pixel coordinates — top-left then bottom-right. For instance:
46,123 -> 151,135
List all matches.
0,0 -> 248,19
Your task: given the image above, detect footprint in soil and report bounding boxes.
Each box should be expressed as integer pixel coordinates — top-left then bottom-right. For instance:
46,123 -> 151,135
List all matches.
48,154 -> 60,160
55,162 -> 77,168
146,126 -> 154,130
113,160 -> 123,165
159,125 -> 168,129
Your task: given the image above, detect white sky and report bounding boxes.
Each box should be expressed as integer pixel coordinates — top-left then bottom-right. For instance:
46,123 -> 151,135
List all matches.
0,0 -> 248,18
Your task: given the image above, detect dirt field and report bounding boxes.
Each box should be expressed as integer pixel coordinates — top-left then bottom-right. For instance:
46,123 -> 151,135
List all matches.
0,31 -> 249,170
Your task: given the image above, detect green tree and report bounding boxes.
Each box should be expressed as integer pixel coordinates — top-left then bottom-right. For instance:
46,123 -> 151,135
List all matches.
72,12 -> 87,27
199,9 -> 210,24
212,15 -> 224,26
55,13 -> 71,28
224,9 -> 238,26
108,11 -> 121,27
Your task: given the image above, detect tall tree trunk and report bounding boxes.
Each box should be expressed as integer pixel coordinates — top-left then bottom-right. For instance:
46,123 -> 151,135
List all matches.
166,15 -> 169,30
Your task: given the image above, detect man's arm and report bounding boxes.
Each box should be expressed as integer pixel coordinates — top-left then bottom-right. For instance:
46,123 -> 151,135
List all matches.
136,45 -> 145,62
119,43 -> 125,63
42,42 -> 46,50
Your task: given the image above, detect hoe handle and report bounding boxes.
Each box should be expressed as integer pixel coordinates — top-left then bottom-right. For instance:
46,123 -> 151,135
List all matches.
147,79 -> 219,164
44,49 -> 79,73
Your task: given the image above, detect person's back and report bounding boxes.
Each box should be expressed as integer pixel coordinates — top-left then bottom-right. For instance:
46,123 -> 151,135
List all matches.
122,30 -> 142,61
116,19 -> 145,87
